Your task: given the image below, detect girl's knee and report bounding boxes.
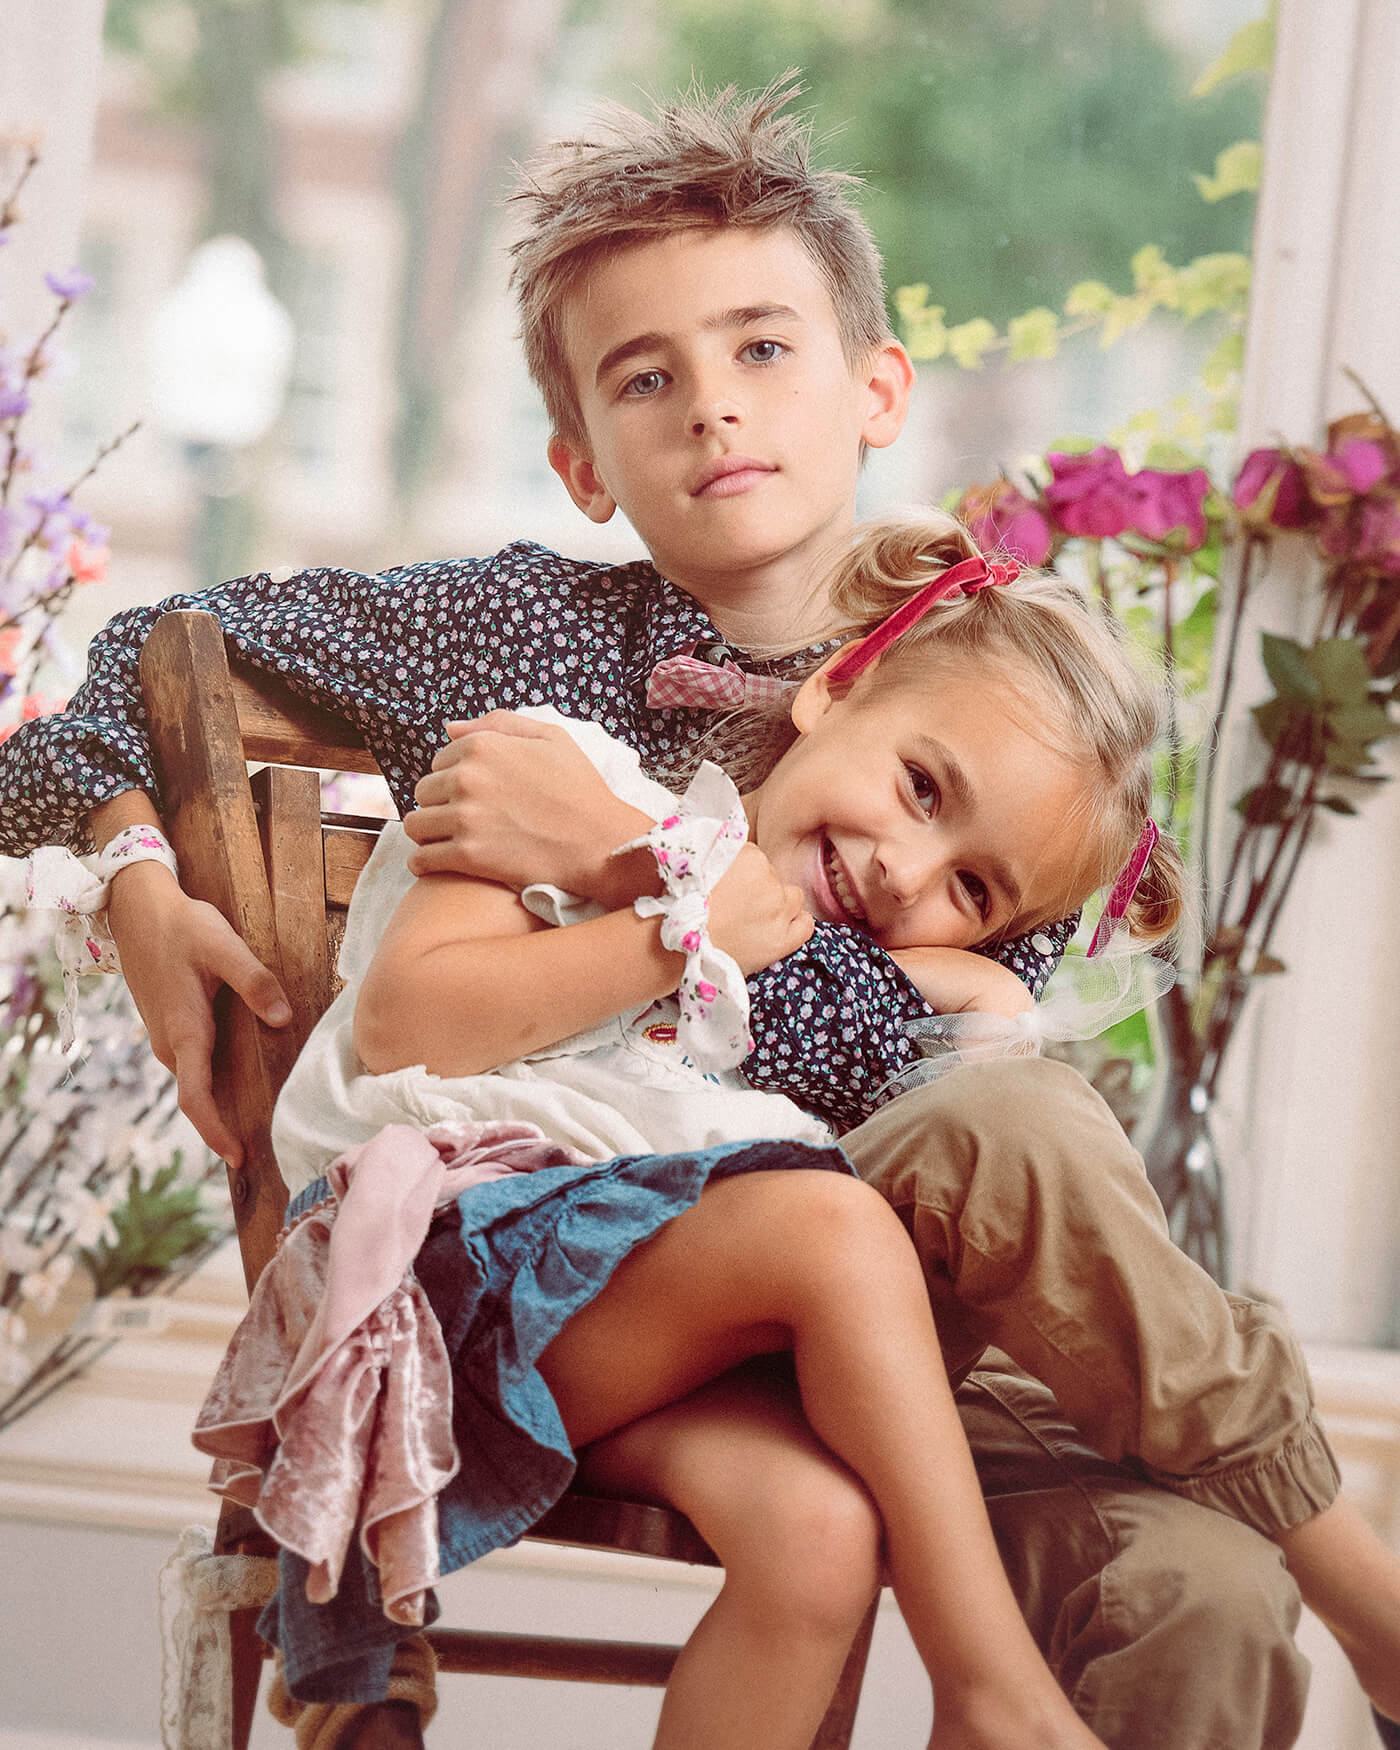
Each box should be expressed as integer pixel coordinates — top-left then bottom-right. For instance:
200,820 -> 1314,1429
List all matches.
728,1467 -> 882,1640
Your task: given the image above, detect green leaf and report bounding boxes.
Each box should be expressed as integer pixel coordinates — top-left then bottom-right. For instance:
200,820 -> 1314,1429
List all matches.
894,284 -> 949,362
1100,294 -> 1153,347
1261,633 -> 1321,703
1327,702 -> 1399,744
1323,739 -> 1377,775
1193,141 -> 1262,203
1319,795 -> 1359,815
1304,637 -> 1372,706
1044,433 -> 1098,456
1143,439 -> 1206,472
1192,17 -> 1275,96
1252,696 -> 1319,756
947,318 -> 998,370
1175,253 -> 1253,320
1234,781 -> 1293,825
1064,280 -> 1116,319
1202,331 -> 1246,391
1007,307 -> 1060,362
1131,244 -> 1178,302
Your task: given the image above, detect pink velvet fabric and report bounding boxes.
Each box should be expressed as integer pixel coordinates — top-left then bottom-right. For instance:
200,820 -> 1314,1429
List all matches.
194,1119 -> 588,1624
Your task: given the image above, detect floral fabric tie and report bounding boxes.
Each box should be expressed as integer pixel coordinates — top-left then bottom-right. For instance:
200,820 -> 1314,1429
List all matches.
617,761 -> 753,1070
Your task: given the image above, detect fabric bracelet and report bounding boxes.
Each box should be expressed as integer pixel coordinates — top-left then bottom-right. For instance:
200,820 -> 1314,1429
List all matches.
615,761 -> 753,1072
23,824 -> 179,1049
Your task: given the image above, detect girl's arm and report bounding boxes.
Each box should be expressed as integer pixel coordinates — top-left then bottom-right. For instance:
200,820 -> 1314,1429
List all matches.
888,946 -> 1034,1018
354,847 -> 811,1080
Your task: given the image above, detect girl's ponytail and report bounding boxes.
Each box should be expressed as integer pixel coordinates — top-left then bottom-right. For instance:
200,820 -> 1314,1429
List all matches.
1122,831 -> 1187,945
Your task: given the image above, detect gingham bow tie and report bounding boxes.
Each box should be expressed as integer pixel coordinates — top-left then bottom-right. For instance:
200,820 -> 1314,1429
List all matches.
646,641 -> 799,711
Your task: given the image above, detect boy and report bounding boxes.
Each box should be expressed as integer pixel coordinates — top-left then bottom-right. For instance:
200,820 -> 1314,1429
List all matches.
2,85 -> 1310,1747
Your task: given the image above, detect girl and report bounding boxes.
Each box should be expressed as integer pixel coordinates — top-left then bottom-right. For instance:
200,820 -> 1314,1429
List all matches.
198,521 -> 1184,1750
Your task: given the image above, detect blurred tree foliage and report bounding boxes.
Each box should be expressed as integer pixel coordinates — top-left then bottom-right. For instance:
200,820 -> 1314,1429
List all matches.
586,0 -> 1259,326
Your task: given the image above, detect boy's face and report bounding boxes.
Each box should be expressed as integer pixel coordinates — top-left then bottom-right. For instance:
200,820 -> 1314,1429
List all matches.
547,227 -> 912,619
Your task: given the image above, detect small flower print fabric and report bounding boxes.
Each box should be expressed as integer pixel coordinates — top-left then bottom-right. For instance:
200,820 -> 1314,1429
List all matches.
0,542 -> 1074,1116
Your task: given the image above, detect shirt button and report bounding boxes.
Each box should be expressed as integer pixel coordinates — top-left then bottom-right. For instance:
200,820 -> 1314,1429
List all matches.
1031,933 -> 1054,955
693,642 -> 738,667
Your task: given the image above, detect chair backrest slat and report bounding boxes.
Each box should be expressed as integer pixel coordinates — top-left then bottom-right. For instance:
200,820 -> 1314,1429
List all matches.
140,610 -> 386,1291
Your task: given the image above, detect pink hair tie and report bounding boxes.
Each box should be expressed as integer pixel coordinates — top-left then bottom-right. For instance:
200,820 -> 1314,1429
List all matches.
826,553 -> 1020,686
1088,819 -> 1159,957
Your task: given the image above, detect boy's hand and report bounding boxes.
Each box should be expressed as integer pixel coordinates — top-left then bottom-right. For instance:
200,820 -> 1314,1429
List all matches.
708,843 -> 813,975
107,862 -> 292,1167
889,944 -> 1035,1017
404,713 -> 658,905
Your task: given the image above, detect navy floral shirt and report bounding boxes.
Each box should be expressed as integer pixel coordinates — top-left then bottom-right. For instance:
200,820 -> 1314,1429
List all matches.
0,541 -> 1073,1131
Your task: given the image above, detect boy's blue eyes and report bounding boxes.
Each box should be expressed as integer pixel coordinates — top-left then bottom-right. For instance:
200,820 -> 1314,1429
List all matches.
617,340 -> 788,398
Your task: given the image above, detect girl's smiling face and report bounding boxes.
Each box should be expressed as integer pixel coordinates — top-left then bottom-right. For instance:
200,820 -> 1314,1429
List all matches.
745,655 -> 1102,951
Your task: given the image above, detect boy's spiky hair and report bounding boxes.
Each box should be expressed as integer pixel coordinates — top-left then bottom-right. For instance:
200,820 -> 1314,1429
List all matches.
508,77 -> 892,446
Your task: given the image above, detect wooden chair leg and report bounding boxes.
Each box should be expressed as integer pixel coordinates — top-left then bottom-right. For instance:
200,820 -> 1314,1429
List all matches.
808,1594 -> 879,1750
228,1605 -> 268,1750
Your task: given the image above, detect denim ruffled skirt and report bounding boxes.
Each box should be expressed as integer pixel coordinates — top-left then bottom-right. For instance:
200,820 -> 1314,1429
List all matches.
262,1133 -> 852,1701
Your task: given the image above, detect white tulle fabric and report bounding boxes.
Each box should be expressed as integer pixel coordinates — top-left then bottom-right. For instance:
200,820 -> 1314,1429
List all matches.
876,935 -> 1177,1103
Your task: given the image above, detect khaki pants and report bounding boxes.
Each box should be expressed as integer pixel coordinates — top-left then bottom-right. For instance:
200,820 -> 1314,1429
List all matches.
843,1055 -> 1330,1747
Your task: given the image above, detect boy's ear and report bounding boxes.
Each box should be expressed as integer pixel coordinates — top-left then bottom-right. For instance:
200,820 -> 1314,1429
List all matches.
547,437 -> 617,524
859,340 -> 915,452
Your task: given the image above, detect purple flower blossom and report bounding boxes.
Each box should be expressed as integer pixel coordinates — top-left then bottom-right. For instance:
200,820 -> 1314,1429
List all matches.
1127,467 -> 1211,549
1332,439 -> 1389,496
1232,448 -> 1316,530
957,478 -> 1053,565
43,266 -> 94,302
1044,447 -> 1139,539
0,387 -> 29,420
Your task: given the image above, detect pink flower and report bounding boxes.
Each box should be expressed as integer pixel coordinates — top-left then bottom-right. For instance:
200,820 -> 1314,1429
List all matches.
1233,448 -> 1316,530
696,980 -> 717,1003
661,815 -> 681,829
0,626 -> 18,677
1043,447 -> 1138,539
1127,467 -> 1211,550
681,929 -> 701,953
957,479 -> 1052,566
1331,438 -> 1389,495
66,537 -> 108,585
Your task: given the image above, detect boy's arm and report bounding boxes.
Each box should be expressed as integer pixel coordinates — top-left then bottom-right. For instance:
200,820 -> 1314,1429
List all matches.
4,557 -> 469,1161
888,946 -> 1035,1018
92,791 -> 293,1168
354,846 -> 811,1079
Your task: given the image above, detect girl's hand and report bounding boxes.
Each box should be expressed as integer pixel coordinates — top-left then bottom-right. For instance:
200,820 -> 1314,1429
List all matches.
107,861 -> 292,1166
404,713 -> 658,905
889,945 -> 1034,1017
709,844 -> 813,974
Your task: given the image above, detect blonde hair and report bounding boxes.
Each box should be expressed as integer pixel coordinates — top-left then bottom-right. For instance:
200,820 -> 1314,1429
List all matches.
731,514 -> 1187,944
509,78 -> 891,448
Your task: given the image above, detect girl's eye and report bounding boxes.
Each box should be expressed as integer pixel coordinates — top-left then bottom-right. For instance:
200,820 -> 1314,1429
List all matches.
958,871 -> 990,918
621,369 -> 667,399
906,765 -> 938,815
741,339 -> 786,365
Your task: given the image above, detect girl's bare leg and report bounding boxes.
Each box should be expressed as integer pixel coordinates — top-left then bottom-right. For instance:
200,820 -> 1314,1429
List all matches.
578,1361 -> 882,1750
540,1170 -> 1108,1750
1275,1496 -> 1400,1724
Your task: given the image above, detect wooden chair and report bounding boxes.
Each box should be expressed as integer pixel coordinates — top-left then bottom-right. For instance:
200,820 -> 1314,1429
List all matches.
139,608 -> 877,1749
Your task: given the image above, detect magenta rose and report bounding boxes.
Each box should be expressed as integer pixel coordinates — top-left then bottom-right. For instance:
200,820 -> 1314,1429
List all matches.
1043,447 -> 1139,539
1126,466 -> 1210,549
958,479 -> 1052,566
